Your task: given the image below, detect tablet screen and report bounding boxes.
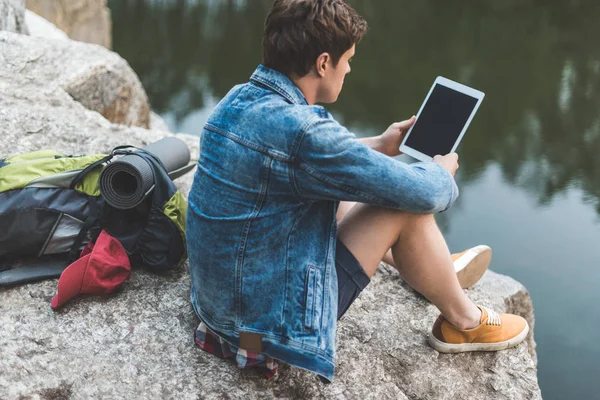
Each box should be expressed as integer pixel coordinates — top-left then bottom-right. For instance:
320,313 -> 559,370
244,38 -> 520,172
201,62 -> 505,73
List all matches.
405,84 -> 479,157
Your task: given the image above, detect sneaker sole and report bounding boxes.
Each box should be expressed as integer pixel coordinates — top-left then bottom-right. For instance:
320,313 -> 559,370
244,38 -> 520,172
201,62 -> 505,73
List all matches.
455,245 -> 492,289
427,321 -> 530,353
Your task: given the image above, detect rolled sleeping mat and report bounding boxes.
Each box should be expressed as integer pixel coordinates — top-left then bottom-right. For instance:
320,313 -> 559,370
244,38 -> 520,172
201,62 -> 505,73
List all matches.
99,137 -> 191,210
143,136 -> 191,174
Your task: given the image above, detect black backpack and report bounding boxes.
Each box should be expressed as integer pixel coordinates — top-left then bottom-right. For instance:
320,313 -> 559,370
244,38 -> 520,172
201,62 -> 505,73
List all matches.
0,146 -> 188,286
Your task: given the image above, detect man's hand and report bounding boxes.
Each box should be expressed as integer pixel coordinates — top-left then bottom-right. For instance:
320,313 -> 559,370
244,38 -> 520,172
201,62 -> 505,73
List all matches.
433,153 -> 459,176
377,116 -> 416,157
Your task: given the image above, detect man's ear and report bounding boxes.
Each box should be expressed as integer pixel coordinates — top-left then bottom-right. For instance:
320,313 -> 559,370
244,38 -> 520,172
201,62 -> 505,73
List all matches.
315,52 -> 330,77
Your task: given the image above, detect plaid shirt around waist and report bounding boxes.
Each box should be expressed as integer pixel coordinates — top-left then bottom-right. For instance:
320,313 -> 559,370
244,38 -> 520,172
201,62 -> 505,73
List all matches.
194,322 -> 278,379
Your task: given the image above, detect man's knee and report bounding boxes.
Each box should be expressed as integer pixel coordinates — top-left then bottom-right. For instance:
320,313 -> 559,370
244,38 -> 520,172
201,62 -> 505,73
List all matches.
338,203 -> 435,234
365,204 -> 434,223
368,206 -> 437,235
336,201 -> 357,224
399,210 -> 436,230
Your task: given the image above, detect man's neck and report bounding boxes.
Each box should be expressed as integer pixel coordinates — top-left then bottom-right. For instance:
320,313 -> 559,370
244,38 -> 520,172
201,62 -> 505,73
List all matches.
290,74 -> 319,105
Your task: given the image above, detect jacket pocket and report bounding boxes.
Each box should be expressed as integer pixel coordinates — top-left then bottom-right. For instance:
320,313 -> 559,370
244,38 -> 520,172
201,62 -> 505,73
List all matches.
304,265 -> 322,331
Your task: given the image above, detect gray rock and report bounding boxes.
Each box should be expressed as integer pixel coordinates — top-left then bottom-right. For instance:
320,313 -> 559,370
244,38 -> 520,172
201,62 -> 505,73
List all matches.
26,0 -> 111,49
25,9 -> 68,41
150,111 -> 172,133
0,31 -> 150,128
0,263 -> 541,399
0,0 -> 27,33
0,35 -> 540,399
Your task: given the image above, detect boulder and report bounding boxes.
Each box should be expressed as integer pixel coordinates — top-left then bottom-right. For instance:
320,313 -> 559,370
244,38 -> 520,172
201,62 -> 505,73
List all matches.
26,0 -> 111,49
150,111 -> 172,133
0,30 -> 541,400
25,9 -> 68,41
0,68 -> 196,165
0,0 -> 27,33
0,32 -> 150,128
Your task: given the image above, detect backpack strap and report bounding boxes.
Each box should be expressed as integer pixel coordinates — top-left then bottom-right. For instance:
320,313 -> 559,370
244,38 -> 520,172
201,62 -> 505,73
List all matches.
67,195 -> 101,262
69,154 -> 113,190
68,145 -> 133,190
131,150 -> 174,203
0,257 -> 70,286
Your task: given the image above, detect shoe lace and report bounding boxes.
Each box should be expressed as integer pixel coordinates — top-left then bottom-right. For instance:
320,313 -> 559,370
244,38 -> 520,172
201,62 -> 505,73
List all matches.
482,306 -> 501,326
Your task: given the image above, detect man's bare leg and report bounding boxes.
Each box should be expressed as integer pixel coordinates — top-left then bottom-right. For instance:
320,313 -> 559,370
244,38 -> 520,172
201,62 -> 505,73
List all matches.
337,201 -> 396,266
336,202 -> 481,329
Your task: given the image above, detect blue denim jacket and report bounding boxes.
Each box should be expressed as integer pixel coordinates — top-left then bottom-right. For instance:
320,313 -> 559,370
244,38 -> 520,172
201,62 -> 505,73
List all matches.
187,65 -> 458,380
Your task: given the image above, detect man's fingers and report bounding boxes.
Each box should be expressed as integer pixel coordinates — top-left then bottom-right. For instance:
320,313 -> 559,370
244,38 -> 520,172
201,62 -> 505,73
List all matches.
393,116 -> 416,130
433,153 -> 459,176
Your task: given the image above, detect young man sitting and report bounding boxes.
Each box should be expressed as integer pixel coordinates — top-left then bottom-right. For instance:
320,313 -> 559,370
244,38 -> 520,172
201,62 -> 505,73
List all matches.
186,0 -> 529,382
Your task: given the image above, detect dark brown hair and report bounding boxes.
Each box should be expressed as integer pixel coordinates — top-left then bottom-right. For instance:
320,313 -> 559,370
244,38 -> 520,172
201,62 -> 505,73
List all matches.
262,0 -> 368,78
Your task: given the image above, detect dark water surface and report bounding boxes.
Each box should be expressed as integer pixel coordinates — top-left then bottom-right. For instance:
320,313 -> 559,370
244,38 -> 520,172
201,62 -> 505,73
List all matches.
109,1 -> 600,398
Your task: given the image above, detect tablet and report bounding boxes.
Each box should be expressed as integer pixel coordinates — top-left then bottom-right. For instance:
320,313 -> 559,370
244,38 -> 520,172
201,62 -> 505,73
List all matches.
399,76 -> 484,162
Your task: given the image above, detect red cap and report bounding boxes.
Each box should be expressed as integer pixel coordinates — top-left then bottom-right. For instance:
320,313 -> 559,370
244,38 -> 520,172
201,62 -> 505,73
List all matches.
51,230 -> 131,309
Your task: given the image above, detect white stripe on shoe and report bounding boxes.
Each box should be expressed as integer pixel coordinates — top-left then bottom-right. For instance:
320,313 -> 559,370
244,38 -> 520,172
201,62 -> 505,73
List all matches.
454,245 -> 490,272
454,248 -> 479,273
454,245 -> 492,289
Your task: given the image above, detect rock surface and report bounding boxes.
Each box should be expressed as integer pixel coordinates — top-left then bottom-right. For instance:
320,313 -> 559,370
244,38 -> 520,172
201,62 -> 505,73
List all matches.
0,29 -> 541,400
150,111 -> 172,133
26,0 -> 111,48
0,0 -> 27,33
0,32 -> 150,128
25,9 -> 67,40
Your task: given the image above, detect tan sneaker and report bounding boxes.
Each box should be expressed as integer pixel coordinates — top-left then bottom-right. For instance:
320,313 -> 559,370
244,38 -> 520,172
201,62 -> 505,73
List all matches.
452,245 -> 492,289
428,306 -> 529,353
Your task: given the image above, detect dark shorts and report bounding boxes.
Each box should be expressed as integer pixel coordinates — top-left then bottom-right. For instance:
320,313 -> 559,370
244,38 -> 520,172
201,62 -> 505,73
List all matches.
335,239 -> 371,320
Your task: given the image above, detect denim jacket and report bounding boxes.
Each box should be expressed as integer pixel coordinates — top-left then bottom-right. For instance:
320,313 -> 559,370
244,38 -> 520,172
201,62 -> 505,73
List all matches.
187,65 -> 458,381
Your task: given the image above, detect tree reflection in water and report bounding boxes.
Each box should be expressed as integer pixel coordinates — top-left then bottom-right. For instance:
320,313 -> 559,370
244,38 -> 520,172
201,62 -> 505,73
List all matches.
110,0 -> 600,214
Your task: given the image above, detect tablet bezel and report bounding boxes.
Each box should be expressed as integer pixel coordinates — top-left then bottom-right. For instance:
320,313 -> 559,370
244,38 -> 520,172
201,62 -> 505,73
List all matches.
399,76 -> 485,162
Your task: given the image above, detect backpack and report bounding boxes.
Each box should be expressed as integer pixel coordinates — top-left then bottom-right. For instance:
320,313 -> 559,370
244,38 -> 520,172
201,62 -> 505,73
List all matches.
0,146 -> 188,286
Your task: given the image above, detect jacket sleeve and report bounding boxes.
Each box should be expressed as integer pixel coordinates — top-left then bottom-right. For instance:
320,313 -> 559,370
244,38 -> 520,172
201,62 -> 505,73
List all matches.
292,113 -> 459,213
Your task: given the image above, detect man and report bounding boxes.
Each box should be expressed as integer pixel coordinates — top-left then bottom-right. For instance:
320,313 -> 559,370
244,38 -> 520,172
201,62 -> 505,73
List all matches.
187,0 -> 529,382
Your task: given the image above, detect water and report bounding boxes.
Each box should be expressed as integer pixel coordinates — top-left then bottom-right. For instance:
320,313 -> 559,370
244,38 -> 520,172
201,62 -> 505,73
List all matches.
109,1 -> 600,398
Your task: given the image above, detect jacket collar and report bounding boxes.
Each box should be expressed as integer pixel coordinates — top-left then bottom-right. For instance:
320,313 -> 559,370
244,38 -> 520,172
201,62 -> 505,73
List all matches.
250,64 -> 308,105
